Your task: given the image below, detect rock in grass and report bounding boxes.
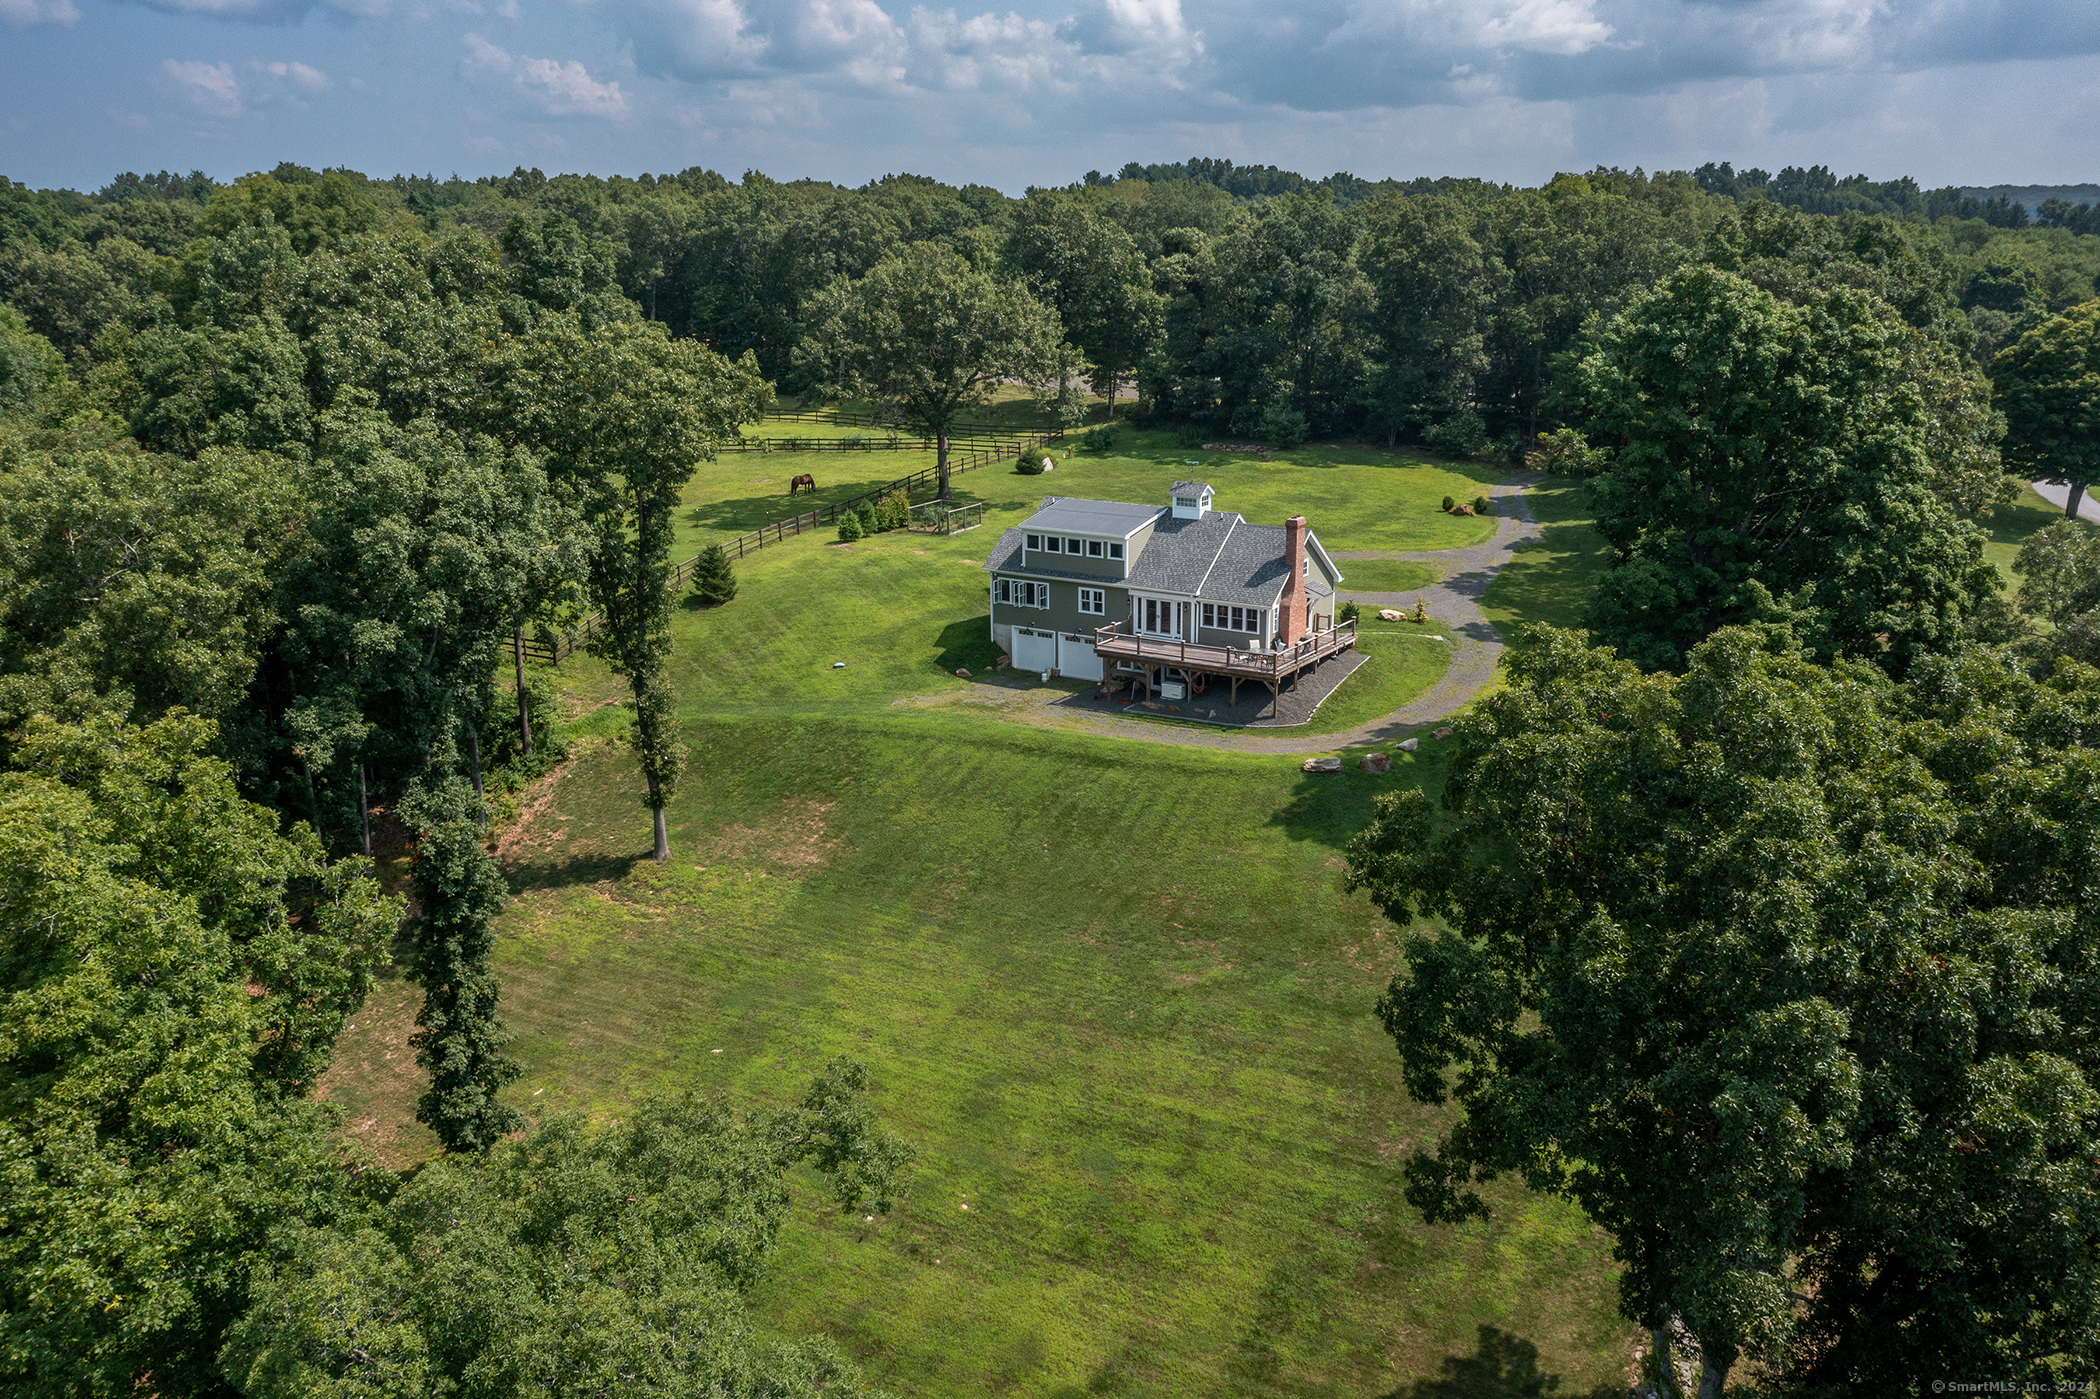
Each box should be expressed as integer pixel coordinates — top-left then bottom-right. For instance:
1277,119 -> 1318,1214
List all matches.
1378,608 -> 1404,621
1398,737 -> 1419,752
1434,727 -> 1453,739
956,667 -> 972,677
1359,752 -> 1391,774
1301,757 -> 1343,773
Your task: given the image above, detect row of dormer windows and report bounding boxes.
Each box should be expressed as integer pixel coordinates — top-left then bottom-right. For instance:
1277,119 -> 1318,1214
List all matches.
1026,533 -> 1123,560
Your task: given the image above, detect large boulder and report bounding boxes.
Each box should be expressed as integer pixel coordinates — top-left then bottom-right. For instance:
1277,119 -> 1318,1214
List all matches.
1359,752 -> 1391,774
1301,757 -> 1342,773
1377,608 -> 1404,622
1398,737 -> 1419,752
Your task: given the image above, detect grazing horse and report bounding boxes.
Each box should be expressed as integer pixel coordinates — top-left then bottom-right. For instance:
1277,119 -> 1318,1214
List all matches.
789,474 -> 817,495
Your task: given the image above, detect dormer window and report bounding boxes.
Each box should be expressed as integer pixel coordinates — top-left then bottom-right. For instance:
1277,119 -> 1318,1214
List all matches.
1026,533 -> 1042,550
1169,482 -> 1215,520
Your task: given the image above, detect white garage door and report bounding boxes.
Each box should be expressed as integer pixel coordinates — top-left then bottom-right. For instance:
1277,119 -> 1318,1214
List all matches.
1058,633 -> 1104,682
1012,628 -> 1055,672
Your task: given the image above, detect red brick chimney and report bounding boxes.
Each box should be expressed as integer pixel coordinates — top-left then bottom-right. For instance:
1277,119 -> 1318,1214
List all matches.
1281,515 -> 1308,645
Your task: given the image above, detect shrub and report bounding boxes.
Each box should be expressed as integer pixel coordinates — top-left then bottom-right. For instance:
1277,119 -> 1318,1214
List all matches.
1338,599 -> 1360,625
1080,424 -> 1120,452
1015,448 -> 1045,475
690,543 -> 737,606
1471,495 -> 1491,515
1424,408 -> 1489,456
855,502 -> 878,534
1523,425 -> 1613,475
836,510 -> 863,542
1260,404 -> 1310,448
872,488 -> 910,532
1441,495 -> 1456,512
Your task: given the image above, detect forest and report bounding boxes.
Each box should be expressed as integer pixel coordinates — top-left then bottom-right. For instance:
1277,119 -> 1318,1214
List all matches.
4,154 -> 2100,1396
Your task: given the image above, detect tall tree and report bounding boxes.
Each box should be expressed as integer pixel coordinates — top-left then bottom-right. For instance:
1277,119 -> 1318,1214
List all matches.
1347,625 -> 2100,1397
1003,194 -> 1163,419
1994,299 -> 2100,517
797,241 -> 1063,498
0,712 -> 396,1397
510,318 -> 767,859
1576,264 -> 2000,672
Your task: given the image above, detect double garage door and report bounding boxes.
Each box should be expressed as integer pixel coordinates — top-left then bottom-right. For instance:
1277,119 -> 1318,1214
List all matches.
1012,628 -> 1103,682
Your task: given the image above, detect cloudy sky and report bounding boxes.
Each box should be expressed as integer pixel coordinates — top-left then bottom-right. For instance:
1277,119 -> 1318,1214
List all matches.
2,0 -> 2096,193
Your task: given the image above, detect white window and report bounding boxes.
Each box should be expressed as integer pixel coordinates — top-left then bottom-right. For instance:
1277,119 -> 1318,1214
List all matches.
1067,536 -> 1082,554
1045,536 -> 1062,553
1087,539 -> 1104,558
1026,533 -> 1041,550
997,578 -> 1011,603
1201,603 -> 1214,628
1078,588 -> 1105,615
1108,541 -> 1124,560
1031,582 -> 1051,608
1175,496 -> 1196,509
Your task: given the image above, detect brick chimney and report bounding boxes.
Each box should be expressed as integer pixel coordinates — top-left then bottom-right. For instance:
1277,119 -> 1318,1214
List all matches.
1280,515 -> 1308,645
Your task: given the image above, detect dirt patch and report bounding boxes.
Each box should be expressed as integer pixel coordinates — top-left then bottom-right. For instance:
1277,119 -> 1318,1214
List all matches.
708,798 -> 843,870
493,754 -> 577,866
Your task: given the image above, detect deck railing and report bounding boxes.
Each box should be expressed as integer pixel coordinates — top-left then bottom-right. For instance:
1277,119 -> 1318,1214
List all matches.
1090,615 -> 1359,681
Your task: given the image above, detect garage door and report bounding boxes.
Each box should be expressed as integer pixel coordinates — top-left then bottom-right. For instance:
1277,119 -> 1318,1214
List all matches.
1012,628 -> 1055,672
1058,633 -> 1103,681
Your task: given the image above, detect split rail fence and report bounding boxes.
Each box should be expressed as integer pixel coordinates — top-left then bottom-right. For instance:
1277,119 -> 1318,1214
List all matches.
520,413 -> 1059,664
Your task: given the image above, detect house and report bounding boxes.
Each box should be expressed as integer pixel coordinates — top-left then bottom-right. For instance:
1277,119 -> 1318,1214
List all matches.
981,482 -> 1350,701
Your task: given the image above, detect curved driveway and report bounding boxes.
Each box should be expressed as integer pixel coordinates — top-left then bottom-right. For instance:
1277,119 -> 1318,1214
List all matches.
936,472 -> 1544,755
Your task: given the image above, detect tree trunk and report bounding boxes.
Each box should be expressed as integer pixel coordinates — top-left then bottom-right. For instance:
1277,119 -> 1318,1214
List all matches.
1651,1322 -> 1681,1399
359,762 -> 372,857
1695,1351 -> 1733,1399
513,627 -> 534,756
2069,480 -> 2087,520
652,805 -> 669,862
937,429 -> 951,501
465,721 -> 485,821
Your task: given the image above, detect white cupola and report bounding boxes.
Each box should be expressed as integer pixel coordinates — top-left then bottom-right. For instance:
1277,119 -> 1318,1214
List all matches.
1170,481 -> 1214,520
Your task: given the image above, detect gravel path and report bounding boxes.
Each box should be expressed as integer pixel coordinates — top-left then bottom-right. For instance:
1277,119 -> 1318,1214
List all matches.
2030,480 -> 2100,525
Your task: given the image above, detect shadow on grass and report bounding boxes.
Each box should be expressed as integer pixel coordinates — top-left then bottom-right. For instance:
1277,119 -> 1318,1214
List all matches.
1267,751 -> 1450,852
934,615 -> 1006,674
506,849 -> 643,895
1382,1325 -> 1627,1399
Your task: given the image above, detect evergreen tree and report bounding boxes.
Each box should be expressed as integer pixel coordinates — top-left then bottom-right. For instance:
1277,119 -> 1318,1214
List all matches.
690,542 -> 738,605
401,774 -> 521,1153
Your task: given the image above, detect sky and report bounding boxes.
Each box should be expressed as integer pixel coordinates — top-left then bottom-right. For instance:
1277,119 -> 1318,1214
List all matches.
2,0 -> 2097,195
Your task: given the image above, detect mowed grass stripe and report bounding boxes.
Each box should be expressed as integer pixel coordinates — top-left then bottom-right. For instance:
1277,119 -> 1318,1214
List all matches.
489,716 -> 1630,1396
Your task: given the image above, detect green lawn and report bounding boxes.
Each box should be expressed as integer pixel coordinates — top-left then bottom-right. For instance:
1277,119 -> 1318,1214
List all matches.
472,718 -> 1628,1398
1335,559 -> 1441,593
1480,475 -> 1609,641
1986,483 -> 2079,589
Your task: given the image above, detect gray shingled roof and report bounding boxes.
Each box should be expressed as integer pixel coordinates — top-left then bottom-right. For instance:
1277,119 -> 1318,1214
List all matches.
984,500 -> 1339,601
1170,481 -> 1214,498
1124,512 -> 1237,594
980,527 -> 1125,582
1020,496 -> 1161,537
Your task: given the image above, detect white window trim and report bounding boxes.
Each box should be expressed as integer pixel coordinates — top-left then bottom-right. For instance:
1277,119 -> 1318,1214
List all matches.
1078,587 -> 1105,616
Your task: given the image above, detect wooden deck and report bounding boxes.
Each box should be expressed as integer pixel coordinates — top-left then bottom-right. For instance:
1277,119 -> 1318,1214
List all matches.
1092,617 -> 1358,712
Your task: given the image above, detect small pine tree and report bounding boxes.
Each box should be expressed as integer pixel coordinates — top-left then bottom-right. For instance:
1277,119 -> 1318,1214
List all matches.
690,543 -> 737,605
401,776 -> 523,1153
837,510 -> 864,542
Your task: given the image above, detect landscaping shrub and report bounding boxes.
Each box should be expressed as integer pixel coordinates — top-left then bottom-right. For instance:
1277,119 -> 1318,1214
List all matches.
836,510 -> 864,542
1441,495 -> 1456,512
690,543 -> 738,606
1080,424 -> 1120,452
1015,448 -> 1045,475
1339,599 -> 1360,625
872,488 -> 910,532
855,502 -> 878,534
1471,495 -> 1491,515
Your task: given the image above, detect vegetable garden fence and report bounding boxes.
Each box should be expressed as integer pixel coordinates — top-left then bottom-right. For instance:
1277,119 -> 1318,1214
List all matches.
520,414 -> 1059,664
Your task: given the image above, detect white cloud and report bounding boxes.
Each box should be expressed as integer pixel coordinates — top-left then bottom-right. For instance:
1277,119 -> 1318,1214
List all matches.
463,33 -> 631,115
252,58 -> 332,91
0,0 -> 81,25
162,57 -> 244,116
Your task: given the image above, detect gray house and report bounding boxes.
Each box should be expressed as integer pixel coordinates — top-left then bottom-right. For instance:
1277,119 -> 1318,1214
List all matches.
982,482 -> 1345,686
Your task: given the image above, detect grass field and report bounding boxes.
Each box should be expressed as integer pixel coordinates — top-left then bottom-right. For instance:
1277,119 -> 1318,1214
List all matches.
1480,474 -> 1609,642
1335,559 -> 1442,593
320,436 -> 1634,1398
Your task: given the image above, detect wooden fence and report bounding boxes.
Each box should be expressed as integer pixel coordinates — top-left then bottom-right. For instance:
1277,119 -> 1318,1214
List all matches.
520,415 -> 1058,664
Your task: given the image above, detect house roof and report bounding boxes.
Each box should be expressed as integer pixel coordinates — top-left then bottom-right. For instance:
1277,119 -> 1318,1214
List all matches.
984,498 -> 1340,604
1019,496 -> 1162,538
1170,481 -> 1214,498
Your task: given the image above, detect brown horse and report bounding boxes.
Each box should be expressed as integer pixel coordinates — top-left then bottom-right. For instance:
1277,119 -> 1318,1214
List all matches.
789,474 -> 817,495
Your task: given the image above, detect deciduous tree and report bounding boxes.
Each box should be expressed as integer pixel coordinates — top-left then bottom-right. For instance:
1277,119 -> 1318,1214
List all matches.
1994,299 -> 2100,517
